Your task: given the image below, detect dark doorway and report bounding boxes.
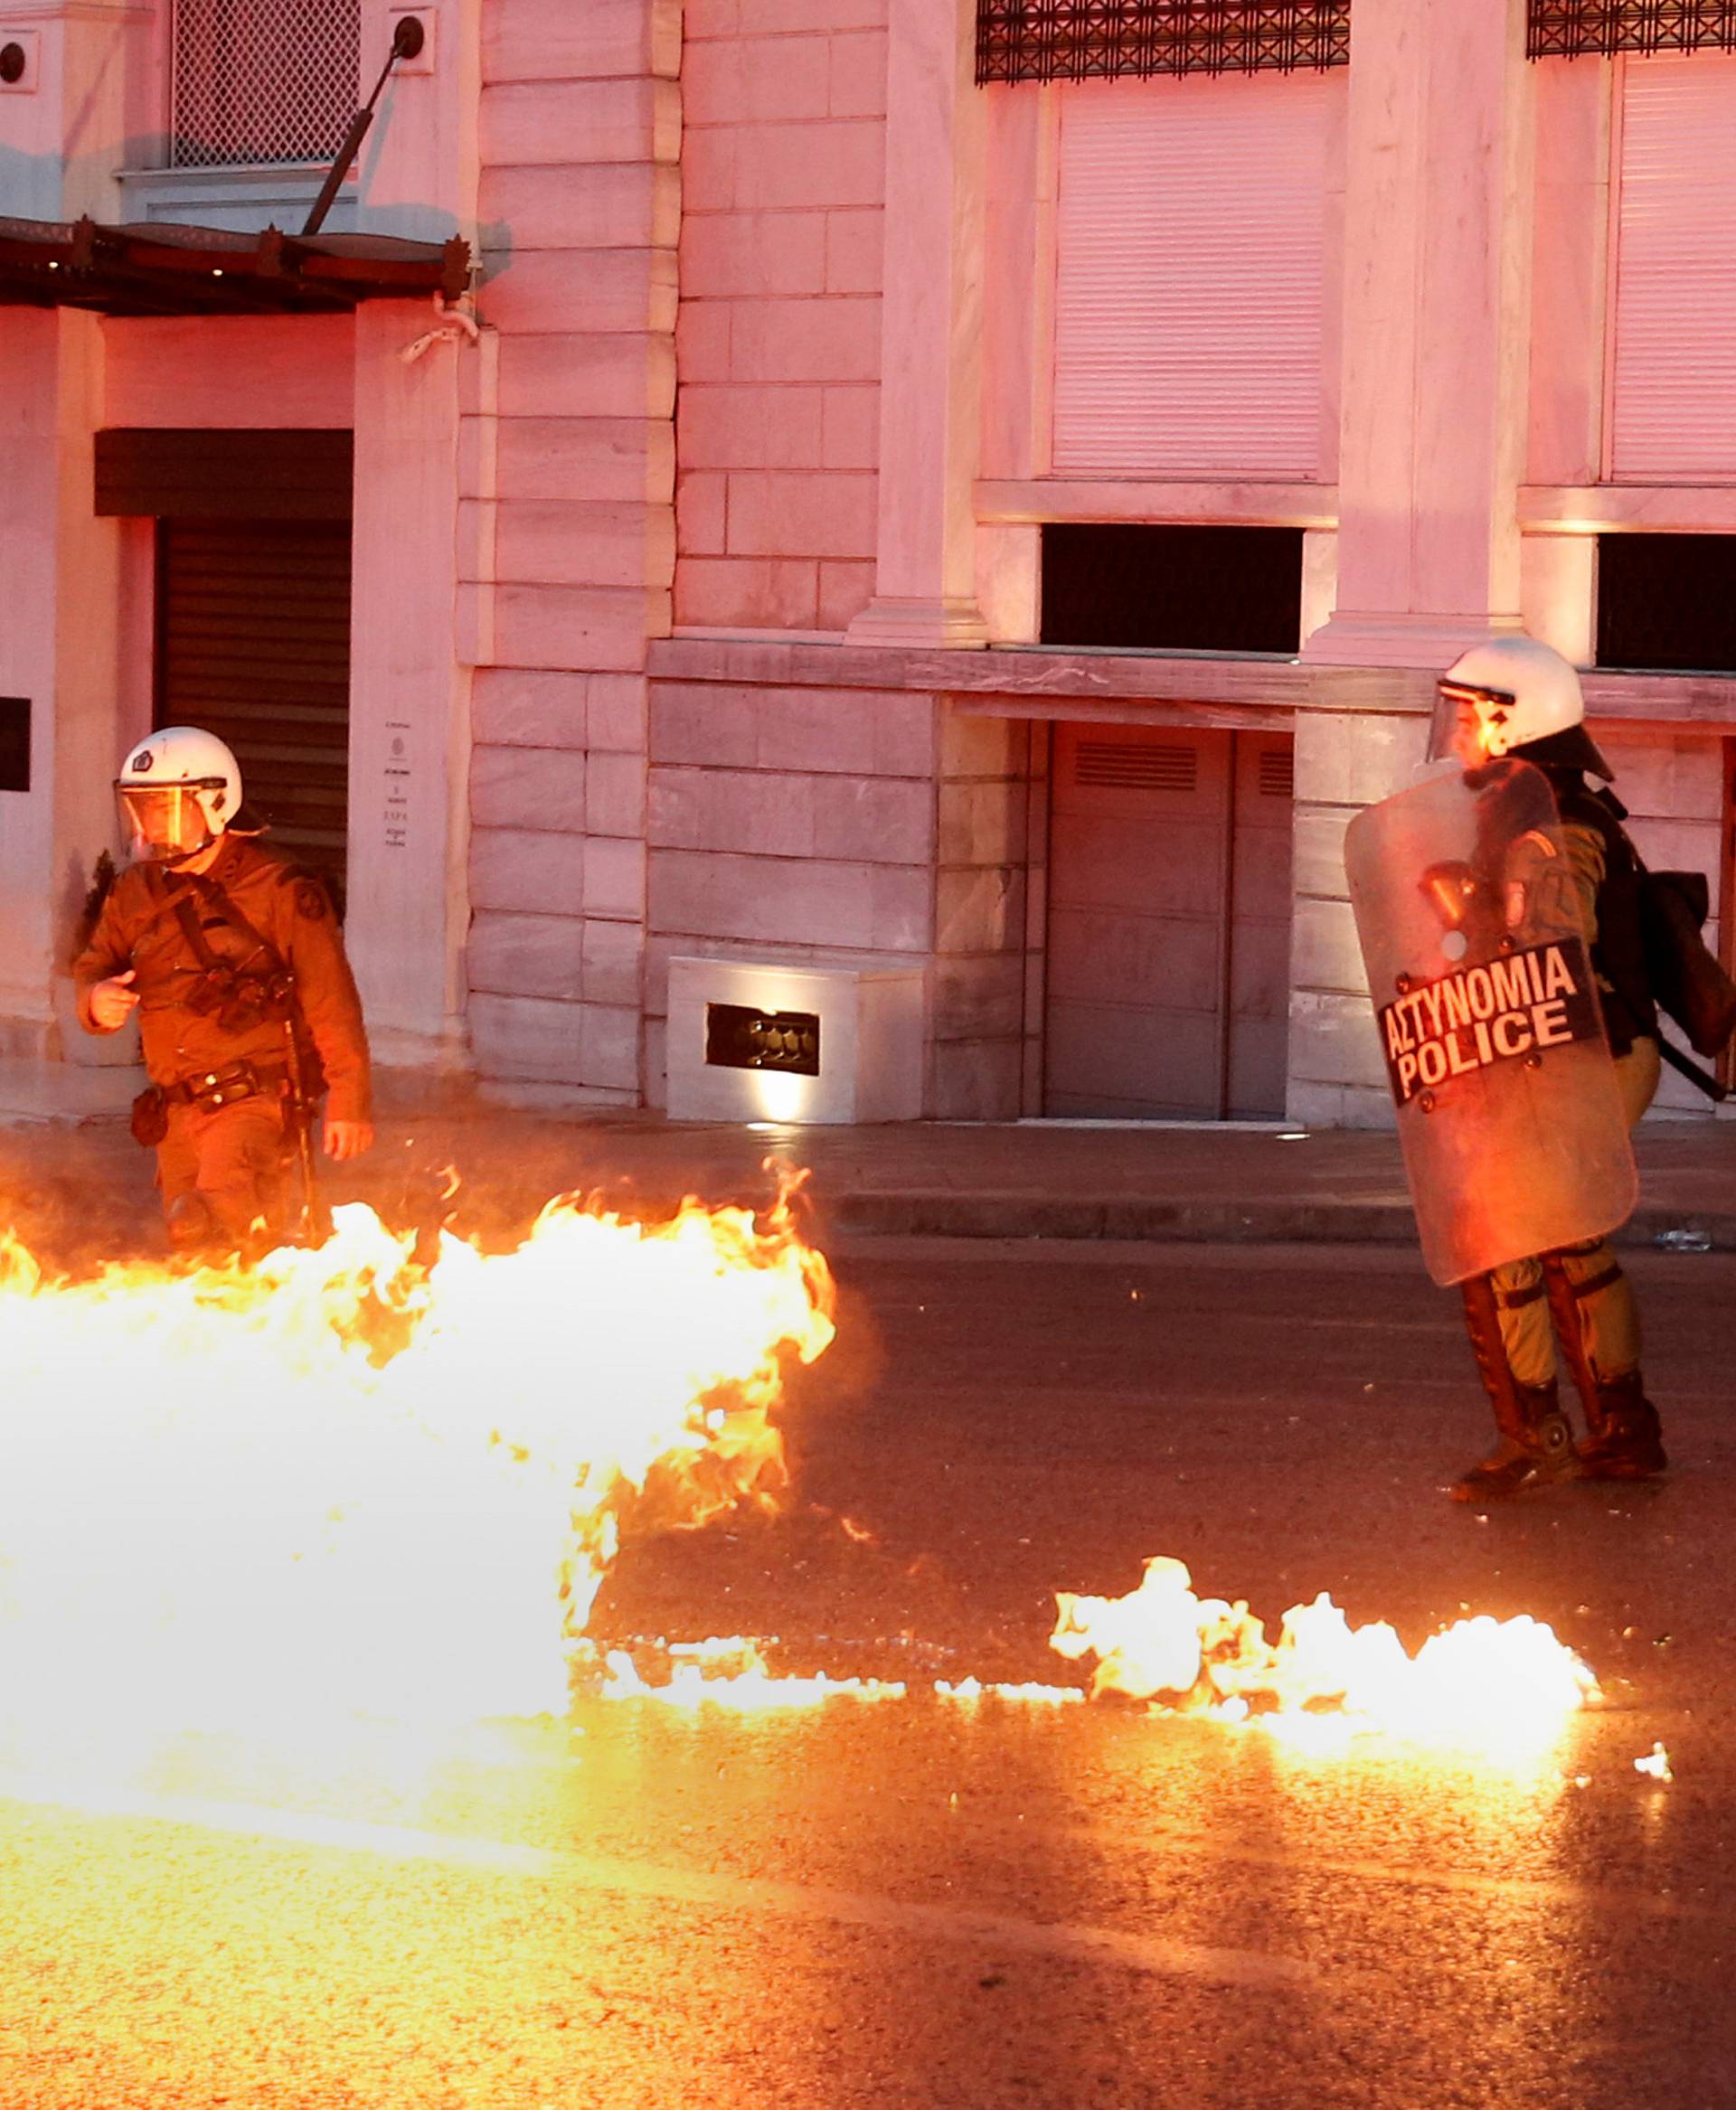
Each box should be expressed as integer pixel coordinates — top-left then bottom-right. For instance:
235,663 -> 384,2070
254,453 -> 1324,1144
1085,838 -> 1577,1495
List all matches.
154,519 -> 354,893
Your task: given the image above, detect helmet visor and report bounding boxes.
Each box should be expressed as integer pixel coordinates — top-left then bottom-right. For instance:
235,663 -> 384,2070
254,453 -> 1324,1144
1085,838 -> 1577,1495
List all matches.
117,783 -> 215,862
1429,679 -> 1516,766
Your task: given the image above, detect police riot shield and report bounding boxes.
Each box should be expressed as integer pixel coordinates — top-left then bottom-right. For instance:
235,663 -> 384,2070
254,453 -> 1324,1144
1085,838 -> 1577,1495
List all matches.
1344,758 -> 1637,1287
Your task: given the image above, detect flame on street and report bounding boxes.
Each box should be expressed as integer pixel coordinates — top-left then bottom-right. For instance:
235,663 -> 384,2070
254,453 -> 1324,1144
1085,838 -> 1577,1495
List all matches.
0,1190 -> 834,1746
1051,1556 -> 1600,1748
0,1196 -> 1603,1761
598,1636 -> 909,1710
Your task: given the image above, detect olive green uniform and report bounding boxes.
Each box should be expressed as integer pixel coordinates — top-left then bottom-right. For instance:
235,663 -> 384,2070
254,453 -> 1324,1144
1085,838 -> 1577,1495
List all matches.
73,835 -> 371,1248
1489,813 -> 1656,1390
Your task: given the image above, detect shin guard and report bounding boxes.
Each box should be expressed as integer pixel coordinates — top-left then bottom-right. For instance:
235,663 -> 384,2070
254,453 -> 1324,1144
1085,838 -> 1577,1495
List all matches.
1539,1248 -> 1607,1419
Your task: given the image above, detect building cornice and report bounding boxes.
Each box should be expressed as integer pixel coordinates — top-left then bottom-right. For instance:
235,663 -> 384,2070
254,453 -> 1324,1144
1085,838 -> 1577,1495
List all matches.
976,479 -> 1341,530
0,3 -> 154,21
1520,485 -> 1736,532
650,636 -> 1736,734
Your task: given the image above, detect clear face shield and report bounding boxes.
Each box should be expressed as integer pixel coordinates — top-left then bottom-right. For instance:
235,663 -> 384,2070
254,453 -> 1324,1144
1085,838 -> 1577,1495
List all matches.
1428,679 -> 1516,768
116,782 -> 219,864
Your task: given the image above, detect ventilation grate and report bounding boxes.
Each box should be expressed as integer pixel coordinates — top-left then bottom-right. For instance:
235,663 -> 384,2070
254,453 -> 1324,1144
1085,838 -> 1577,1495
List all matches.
171,0 -> 360,170
976,0 -> 1349,84
1528,0 -> 1736,59
1257,747 -> 1295,798
1075,739 -> 1200,792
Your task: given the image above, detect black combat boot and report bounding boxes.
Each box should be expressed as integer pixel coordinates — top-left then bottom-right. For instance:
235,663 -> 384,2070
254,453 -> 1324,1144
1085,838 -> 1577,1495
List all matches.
1576,1369 -> 1667,1480
1448,1380 -> 1580,1502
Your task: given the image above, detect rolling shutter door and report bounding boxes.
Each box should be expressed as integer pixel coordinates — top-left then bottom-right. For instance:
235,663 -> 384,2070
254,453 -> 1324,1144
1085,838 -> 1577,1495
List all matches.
156,520 -> 353,889
1051,71 -> 1334,478
1609,54 -> 1736,480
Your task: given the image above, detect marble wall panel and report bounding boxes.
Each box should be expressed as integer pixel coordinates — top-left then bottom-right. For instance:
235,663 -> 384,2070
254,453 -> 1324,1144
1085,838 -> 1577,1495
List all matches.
470,746 -> 588,832
467,911 -> 586,1002
470,668 -> 587,749
470,826 -> 589,915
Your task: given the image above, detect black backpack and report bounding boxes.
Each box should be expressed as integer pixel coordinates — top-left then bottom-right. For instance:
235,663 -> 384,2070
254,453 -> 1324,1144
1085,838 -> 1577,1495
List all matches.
1638,863 -> 1736,1082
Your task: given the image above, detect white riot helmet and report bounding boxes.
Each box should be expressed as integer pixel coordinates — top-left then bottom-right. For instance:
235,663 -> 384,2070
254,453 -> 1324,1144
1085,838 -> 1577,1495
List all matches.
1429,634 -> 1614,779
115,726 -> 243,864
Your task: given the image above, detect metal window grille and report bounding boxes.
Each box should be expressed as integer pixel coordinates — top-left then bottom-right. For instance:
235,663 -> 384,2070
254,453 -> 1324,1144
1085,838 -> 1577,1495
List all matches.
976,1 -> 1349,84
1529,1 -> 1736,58
171,0 -> 360,169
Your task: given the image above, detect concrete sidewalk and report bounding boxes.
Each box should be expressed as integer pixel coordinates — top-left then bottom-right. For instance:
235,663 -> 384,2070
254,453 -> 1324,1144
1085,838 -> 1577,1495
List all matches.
1,1058 -> 1732,1256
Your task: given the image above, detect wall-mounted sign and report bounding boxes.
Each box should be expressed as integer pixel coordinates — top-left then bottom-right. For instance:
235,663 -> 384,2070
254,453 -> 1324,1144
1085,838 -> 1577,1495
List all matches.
705,1003 -> 821,1078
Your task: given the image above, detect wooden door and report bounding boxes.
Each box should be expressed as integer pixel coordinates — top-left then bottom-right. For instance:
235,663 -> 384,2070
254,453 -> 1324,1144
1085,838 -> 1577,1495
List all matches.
1043,723 -> 1294,1118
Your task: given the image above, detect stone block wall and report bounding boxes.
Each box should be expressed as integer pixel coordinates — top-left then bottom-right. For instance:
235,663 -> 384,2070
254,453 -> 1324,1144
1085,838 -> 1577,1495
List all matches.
933,709 -> 1033,1116
643,673 -> 1033,1116
1287,702 -> 1429,1129
675,0 -> 888,636
464,0 -> 680,1097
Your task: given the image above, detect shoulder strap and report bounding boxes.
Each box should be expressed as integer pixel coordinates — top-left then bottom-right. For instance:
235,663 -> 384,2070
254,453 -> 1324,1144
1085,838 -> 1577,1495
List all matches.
115,863 -> 200,956
1556,779 -> 1636,863
168,889 -> 221,971
175,869 -> 292,981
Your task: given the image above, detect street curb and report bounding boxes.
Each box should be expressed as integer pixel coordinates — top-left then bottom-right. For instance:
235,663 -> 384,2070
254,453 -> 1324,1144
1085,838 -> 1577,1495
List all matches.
830,1191 -> 1736,1251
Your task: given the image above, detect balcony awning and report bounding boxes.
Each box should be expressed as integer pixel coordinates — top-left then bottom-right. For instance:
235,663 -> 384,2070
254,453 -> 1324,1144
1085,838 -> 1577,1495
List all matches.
0,216 -> 469,317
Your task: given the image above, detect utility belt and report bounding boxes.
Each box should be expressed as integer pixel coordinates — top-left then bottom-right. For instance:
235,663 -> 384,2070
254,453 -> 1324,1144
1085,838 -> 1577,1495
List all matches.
163,1059 -> 288,1111
130,1060 -> 290,1147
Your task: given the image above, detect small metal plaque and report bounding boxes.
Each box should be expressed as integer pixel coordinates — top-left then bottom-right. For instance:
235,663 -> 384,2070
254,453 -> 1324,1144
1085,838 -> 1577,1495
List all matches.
705,1003 -> 821,1077
0,698 -> 29,792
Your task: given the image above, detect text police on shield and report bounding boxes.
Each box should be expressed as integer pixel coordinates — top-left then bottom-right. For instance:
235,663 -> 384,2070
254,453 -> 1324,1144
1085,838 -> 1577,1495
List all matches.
1378,937 -> 1603,1107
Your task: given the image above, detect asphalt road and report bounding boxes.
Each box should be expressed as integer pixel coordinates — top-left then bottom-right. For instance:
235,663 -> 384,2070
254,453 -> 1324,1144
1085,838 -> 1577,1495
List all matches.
3,1238 -> 1734,2110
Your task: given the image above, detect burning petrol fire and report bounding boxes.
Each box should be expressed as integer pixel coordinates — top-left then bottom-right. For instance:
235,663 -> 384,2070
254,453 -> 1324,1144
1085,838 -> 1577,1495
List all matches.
0,1188 -> 833,1742
0,1192 -> 1601,1760
1052,1556 -> 1600,1747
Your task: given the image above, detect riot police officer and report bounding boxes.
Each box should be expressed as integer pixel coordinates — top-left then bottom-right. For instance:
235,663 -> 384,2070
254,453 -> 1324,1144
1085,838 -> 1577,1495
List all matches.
1429,636 -> 1665,1498
73,727 -> 373,1254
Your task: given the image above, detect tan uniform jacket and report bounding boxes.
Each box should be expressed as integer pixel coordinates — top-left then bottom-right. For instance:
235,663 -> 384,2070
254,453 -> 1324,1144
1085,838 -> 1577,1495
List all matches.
72,836 -> 372,1124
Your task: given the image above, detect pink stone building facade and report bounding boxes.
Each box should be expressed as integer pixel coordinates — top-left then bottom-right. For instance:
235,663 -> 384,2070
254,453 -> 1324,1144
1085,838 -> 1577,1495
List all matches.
3,0 -> 1734,1125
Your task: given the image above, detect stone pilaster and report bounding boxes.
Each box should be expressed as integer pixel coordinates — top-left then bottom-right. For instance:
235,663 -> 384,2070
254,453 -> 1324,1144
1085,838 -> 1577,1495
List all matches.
844,0 -> 989,649
1303,0 -> 1535,669
464,0 -> 680,1097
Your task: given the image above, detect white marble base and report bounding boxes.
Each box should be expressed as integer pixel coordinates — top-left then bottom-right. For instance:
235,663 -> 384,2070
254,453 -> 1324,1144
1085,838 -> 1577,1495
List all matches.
1300,612 -> 1528,670
844,596 -> 991,650
666,955 -> 925,1124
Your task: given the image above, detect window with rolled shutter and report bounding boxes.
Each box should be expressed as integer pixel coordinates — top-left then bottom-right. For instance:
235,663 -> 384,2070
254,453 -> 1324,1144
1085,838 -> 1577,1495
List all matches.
156,519 -> 353,891
1050,72 -> 1335,478
1609,54 -> 1736,480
